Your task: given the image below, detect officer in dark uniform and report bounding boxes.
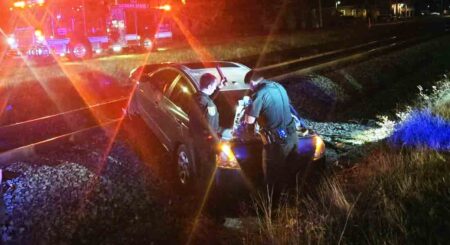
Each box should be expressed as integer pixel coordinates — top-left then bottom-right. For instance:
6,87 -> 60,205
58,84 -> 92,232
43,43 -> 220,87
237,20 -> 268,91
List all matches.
188,73 -> 231,178
243,70 -> 298,189
189,73 -> 222,138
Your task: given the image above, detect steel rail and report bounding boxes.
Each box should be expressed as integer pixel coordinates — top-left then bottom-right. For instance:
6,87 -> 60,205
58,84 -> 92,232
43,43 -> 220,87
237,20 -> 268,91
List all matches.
0,118 -> 122,163
0,97 -> 128,131
258,31 -> 449,79
257,35 -> 398,72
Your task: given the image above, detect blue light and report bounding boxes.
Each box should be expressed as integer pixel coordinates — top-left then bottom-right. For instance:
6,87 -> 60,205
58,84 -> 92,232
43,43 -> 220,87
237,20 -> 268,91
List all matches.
6,105 -> 13,111
233,145 -> 248,160
390,109 -> 450,151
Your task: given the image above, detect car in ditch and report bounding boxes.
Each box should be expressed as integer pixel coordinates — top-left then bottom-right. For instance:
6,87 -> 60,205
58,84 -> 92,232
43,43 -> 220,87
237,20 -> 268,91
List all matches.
126,61 -> 326,189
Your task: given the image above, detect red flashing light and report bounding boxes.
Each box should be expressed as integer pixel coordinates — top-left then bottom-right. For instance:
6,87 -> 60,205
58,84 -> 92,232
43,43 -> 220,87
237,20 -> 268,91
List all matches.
158,4 -> 171,11
34,29 -> 43,37
13,1 -> 26,8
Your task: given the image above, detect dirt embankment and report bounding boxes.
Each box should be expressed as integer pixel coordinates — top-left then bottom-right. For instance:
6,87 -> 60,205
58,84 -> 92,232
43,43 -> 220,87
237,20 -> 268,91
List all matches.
283,35 -> 450,122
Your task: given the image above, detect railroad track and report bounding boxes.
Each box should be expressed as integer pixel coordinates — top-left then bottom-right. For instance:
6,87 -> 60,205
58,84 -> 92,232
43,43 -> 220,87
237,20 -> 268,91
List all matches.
0,97 -> 129,163
1,28 -> 449,163
258,31 -> 450,79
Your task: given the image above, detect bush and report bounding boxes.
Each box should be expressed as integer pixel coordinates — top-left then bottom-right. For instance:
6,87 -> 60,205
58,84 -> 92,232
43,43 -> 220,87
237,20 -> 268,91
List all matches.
433,99 -> 450,120
390,109 -> 450,151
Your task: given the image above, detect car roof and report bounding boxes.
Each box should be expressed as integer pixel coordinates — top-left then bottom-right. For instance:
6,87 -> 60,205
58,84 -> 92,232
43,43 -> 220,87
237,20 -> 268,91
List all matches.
132,61 -> 251,91
179,62 -> 251,91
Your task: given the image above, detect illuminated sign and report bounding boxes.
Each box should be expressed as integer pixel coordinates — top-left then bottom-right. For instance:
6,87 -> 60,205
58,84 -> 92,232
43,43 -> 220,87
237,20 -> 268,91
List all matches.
117,3 -> 148,9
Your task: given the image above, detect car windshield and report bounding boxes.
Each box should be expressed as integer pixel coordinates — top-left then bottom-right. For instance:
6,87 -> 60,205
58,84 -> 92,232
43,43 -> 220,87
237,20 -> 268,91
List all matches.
214,89 -> 251,129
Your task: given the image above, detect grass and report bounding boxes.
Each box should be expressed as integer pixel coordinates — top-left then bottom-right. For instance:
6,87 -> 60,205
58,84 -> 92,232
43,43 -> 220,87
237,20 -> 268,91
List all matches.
243,146 -> 450,245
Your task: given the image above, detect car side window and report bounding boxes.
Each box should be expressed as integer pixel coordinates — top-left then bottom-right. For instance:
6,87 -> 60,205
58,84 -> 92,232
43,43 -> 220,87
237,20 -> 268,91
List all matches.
148,70 -> 178,94
168,76 -> 196,114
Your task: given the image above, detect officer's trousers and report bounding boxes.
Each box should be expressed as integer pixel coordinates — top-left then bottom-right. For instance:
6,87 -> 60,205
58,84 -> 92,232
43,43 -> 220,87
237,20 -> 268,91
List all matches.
262,132 -> 298,192
191,136 -> 215,179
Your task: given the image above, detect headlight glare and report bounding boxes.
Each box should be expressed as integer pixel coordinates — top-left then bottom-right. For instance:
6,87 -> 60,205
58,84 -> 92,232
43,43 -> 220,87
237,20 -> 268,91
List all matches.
313,136 -> 325,160
7,37 -> 15,46
216,142 -> 240,169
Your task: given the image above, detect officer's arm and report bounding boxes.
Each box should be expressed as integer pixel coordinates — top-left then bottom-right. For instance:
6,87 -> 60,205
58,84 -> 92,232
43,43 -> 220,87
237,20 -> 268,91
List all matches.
245,92 -> 264,123
242,93 -> 263,136
210,86 -> 221,100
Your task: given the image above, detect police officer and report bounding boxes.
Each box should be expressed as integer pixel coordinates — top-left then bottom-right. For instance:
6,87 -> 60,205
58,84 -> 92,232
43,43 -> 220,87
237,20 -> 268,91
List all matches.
188,73 -> 231,179
243,70 -> 298,189
189,73 -> 222,137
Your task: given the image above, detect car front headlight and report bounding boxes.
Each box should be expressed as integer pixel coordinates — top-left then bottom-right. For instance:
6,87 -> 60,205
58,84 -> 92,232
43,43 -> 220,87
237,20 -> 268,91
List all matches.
313,135 -> 326,160
112,45 -> 122,53
216,142 -> 240,169
7,37 -> 16,48
7,37 -> 15,45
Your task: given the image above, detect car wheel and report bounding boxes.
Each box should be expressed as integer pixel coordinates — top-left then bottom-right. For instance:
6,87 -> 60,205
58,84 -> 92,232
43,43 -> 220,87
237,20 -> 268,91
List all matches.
176,144 -> 196,187
68,41 -> 92,60
143,38 -> 154,52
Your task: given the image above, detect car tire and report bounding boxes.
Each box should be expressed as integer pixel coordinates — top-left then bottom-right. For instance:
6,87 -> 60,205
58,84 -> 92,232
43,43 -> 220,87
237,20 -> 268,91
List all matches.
143,38 -> 154,52
68,41 -> 92,60
175,144 -> 197,189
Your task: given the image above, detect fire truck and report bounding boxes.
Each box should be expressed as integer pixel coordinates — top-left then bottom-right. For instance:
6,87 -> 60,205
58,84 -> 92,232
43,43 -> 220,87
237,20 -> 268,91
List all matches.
5,0 -> 173,60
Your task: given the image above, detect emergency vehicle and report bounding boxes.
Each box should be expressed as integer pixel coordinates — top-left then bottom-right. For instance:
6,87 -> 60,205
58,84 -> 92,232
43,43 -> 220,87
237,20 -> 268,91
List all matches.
5,0 -> 173,60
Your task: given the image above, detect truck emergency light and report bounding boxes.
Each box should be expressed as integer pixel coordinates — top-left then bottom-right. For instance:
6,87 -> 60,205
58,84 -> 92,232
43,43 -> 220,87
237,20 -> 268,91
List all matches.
13,1 -> 26,8
158,4 -> 171,11
34,29 -> 45,42
34,30 -> 43,37
7,37 -> 16,46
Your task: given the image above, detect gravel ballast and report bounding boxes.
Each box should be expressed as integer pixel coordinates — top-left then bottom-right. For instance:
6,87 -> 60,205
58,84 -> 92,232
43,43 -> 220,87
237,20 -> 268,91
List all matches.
1,132 -> 179,244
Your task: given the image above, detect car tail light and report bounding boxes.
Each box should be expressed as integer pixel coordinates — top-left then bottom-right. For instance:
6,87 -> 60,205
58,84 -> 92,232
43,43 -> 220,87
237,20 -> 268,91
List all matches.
216,142 -> 240,169
313,135 -> 325,160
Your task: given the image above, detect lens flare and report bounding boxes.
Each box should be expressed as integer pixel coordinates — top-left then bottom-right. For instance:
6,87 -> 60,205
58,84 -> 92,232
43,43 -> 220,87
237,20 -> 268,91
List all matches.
314,135 -> 325,160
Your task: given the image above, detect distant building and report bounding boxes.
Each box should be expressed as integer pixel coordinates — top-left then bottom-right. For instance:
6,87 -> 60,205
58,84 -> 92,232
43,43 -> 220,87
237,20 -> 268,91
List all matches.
391,1 -> 415,17
338,5 -> 368,18
336,0 -> 414,21
336,0 -> 379,19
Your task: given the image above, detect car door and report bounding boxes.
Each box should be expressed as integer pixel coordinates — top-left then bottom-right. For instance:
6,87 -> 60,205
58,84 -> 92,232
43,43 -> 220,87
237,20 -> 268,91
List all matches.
164,73 -> 197,144
136,68 -> 179,149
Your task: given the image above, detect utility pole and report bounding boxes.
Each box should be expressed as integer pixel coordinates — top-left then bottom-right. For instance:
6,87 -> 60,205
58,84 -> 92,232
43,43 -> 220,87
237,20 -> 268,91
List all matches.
82,0 -> 87,36
318,0 -> 323,28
